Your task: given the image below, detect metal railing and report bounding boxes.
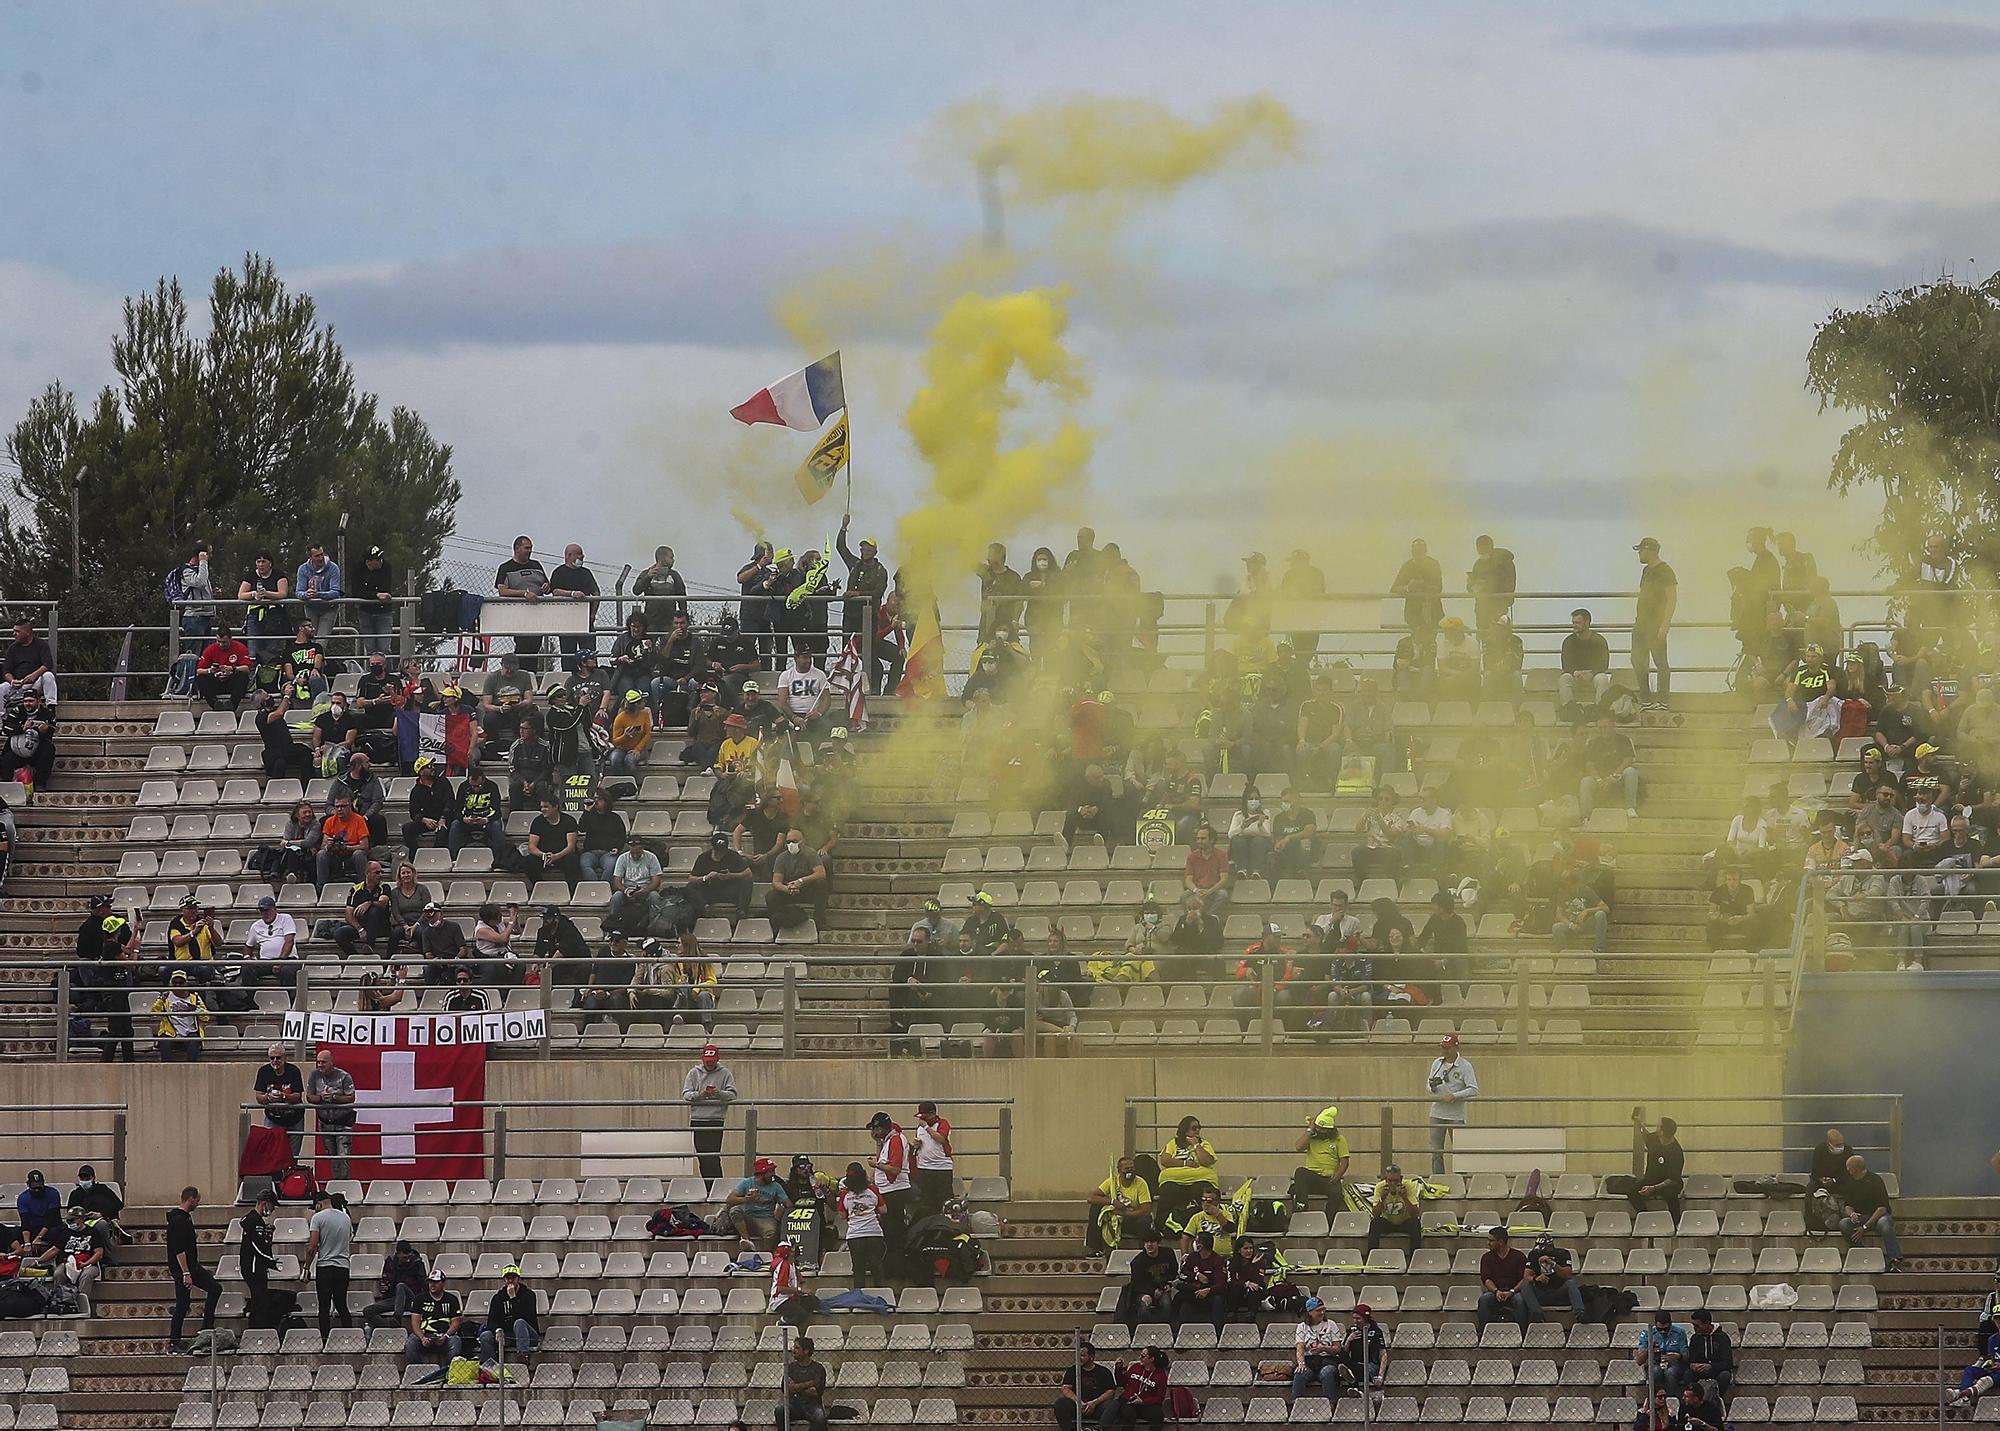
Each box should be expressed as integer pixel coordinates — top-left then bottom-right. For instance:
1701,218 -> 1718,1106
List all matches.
233,1094 -> 1012,1183
5,942 -> 1802,1063
2,577 -> 1979,691
1123,1092 -> 1903,1183
0,1104 -> 128,1189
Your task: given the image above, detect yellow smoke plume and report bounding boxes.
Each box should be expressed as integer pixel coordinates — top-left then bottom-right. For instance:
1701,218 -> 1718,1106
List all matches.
940,95 -> 1300,206
896,289 -> 1093,606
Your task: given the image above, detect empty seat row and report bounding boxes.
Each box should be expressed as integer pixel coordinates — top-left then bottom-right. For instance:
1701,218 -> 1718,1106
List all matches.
175,1395 -> 957,1429
1088,1318 -> 1872,1355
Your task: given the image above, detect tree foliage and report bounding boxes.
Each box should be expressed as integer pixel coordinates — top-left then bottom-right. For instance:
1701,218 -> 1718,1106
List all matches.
1806,273 -> 2000,581
0,254 -> 460,674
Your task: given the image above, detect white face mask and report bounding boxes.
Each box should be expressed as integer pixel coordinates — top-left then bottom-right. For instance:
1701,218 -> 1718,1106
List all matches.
786,841 -> 802,854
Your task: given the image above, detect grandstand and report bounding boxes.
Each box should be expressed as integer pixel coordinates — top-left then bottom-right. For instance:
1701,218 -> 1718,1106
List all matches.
0,582 -> 1989,1430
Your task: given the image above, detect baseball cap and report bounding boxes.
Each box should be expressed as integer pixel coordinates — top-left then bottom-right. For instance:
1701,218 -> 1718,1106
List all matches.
1440,1032 -> 1461,1049
1633,536 -> 1661,552
428,1270 -> 447,1284
501,1265 -> 521,1278
540,904 -> 562,919
866,1110 -> 892,1130
743,680 -> 760,694
413,757 -> 435,773
623,689 -> 645,705
169,969 -> 188,983
1353,1302 -> 1372,1316
773,548 -> 792,563
1303,1297 -> 1323,1311
422,901 -> 440,912
1916,742 -> 1940,759
701,1043 -> 720,1059
753,1158 -> 777,1174
367,545 -> 385,559
723,713 -> 747,728
179,894 -> 199,909
257,895 -> 277,910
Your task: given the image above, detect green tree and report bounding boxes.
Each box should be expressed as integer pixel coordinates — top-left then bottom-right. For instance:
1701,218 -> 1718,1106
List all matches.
0,254 -> 460,685
1806,273 -> 2000,582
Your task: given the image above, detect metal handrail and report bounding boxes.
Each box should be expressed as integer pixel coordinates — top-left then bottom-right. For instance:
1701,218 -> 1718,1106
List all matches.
0,1104 -> 129,1188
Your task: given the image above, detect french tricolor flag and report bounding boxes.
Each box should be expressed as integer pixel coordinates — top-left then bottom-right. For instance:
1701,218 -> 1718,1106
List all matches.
731,352 -> 846,430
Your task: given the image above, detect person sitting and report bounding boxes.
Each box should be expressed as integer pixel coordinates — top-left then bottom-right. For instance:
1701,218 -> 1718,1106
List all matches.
362,1240 -> 429,1328
1949,1330 -> 2000,1413
316,795 -> 372,889
1524,1232 -> 1585,1317
403,1272 -> 466,1364
1628,1116 -> 1686,1223
1177,1186 -> 1237,1257
1686,1307 -> 1733,1399
767,829 -> 830,930
1364,1164 -> 1422,1256
525,795 -> 582,889
607,831 -> 664,932
605,689 -> 654,779
1705,866 -> 1766,952
1339,1303 -> 1389,1405
194,625 -> 254,712
1633,1310 -> 1691,1396
1086,1156 -> 1154,1253
781,1336 -> 831,1431
1289,1298 -> 1344,1404
475,1264 -> 540,1363
1108,1346 -> 1170,1430
49,1204 -> 111,1305
1837,1152 -> 1905,1271
1289,1105 -> 1351,1218
1153,1116 -> 1219,1229
1173,1230 -> 1233,1332
1475,1226 -> 1535,1331
1117,1228 -> 1180,1331
1055,1340 -> 1119,1431
722,1157 -> 791,1252
1182,825 -> 1233,917
687,830 -> 754,920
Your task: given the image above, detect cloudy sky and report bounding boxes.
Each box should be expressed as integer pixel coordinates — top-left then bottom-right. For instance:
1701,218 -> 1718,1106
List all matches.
3,0 -> 1993,613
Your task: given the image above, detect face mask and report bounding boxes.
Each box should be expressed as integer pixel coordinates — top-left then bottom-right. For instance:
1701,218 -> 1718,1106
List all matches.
786,841 -> 801,854
78,1179 -> 93,1189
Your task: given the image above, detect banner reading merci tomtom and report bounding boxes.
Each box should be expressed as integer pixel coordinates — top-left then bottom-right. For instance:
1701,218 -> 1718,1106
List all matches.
280,1009 -> 547,1047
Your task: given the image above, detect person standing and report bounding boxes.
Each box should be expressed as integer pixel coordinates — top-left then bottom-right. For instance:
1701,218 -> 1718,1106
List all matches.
836,1162 -> 889,1287
166,1185 -> 221,1354
254,1044 -> 307,1159
910,1101 -> 956,1218
306,1049 -> 357,1182
238,1188 -> 278,1304
1632,536 -> 1678,709
867,1110 -> 916,1262
682,1042 -> 737,1185
1426,1033 -> 1479,1175
303,1188 -> 354,1338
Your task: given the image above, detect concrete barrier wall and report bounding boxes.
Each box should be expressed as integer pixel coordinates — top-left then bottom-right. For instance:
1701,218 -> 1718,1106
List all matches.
4,1051 -> 1789,1203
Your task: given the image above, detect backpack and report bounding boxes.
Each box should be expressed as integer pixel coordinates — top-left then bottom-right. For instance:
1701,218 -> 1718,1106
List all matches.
274,1165 -> 317,1201
1168,1387 -> 1200,1421
646,1205 -> 710,1238
0,1279 -> 49,1319
1806,1188 -> 1844,1234
1514,1168 -> 1553,1222
246,1287 -> 302,1332
647,893 -> 697,940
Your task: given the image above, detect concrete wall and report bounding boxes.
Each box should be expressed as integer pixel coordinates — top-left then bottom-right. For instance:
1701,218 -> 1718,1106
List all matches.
4,1050 -> 1794,1204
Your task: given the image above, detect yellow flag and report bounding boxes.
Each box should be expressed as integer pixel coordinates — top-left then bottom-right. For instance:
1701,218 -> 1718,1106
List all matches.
794,415 -> 848,505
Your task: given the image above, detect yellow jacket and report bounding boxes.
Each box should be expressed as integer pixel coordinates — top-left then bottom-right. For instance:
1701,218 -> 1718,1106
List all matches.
610,706 -> 653,754
150,992 -> 209,1039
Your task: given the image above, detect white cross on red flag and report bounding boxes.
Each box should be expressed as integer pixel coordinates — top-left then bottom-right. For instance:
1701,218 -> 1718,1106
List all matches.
318,1040 -> 486,1184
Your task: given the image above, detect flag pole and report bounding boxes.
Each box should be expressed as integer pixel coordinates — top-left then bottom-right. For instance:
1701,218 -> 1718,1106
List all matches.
843,404 -> 853,519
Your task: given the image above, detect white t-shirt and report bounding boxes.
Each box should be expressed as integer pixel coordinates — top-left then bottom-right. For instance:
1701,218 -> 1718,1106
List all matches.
1725,816 -> 1770,853
872,1129 -> 913,1195
1903,806 -> 1949,849
912,1120 -> 955,1171
1406,805 -> 1452,838
1296,1319 -> 1342,1355
780,667 -> 830,718
247,913 -> 298,960
838,1185 -> 884,1239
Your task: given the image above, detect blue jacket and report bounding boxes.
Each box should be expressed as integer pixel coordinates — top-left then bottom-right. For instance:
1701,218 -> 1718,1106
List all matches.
296,558 -> 343,602
16,1185 -> 61,1238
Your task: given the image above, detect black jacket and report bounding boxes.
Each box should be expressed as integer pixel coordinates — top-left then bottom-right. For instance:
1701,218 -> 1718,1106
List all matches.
486,1285 -> 539,1334
407,777 -> 458,829
1686,1328 -> 1732,1381
1640,1135 -> 1685,1189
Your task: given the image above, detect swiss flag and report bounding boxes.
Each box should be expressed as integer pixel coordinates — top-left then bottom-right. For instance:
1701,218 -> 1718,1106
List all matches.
317,1039 -> 486,1185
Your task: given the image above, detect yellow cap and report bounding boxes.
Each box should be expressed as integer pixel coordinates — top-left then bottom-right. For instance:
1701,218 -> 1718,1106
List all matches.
1314,1105 -> 1340,1129
773,548 -> 793,563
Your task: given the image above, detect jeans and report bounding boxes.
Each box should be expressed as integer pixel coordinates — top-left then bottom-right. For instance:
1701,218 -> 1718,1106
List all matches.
1289,1360 -> 1341,1402
604,749 -> 646,778
159,1038 -> 203,1062
580,849 -> 618,882
1552,909 -> 1609,953
673,987 -> 715,1029
1429,1118 -> 1460,1175
1365,1215 -> 1422,1256
1631,625 -> 1670,698
1558,671 -> 1612,710
406,1330 -> 464,1363
362,1284 -> 417,1327
315,1263 -> 353,1338
1578,766 -> 1639,817
270,1120 -> 304,1159
318,1129 -> 353,1181
351,608 -> 394,658
1535,1276 -> 1586,1316
1839,1211 -> 1902,1260
783,1400 -> 829,1431
315,845 -> 368,890
448,819 -> 508,861
1476,1284 -> 1538,1330
477,1318 -> 539,1361
170,1265 -> 222,1346
606,889 -> 658,929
